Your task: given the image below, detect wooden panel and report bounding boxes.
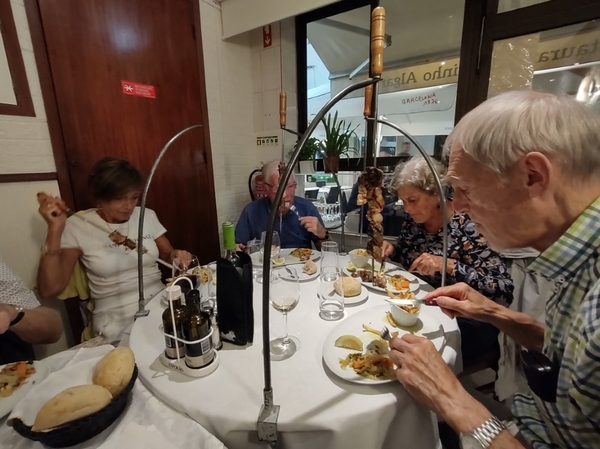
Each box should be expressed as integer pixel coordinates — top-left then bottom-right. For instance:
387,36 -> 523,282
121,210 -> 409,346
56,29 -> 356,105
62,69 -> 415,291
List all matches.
0,172 -> 57,183
35,0 -> 219,263
0,0 -> 35,117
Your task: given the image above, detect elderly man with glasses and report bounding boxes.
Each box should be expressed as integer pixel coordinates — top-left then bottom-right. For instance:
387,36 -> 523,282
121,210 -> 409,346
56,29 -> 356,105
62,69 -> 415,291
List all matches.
235,161 -> 330,250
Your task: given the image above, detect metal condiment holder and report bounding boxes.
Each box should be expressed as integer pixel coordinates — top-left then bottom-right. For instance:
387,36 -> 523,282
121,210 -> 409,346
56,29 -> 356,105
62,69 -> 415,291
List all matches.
158,277 -> 220,378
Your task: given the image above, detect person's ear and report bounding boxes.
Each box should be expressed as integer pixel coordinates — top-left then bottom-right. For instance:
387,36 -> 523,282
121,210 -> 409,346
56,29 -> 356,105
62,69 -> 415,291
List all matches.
521,152 -> 552,197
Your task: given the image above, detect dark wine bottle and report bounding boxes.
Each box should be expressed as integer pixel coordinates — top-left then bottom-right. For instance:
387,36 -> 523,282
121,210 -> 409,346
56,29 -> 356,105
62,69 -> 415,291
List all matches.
183,289 -> 214,369
162,285 -> 187,359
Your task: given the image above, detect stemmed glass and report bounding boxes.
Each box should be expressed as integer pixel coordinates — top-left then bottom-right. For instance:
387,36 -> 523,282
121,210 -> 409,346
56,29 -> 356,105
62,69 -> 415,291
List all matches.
269,266 -> 300,360
172,255 -> 200,294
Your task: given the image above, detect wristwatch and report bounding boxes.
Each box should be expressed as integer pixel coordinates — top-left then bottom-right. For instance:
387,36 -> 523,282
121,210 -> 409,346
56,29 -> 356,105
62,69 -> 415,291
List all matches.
459,416 -> 506,448
9,307 -> 25,327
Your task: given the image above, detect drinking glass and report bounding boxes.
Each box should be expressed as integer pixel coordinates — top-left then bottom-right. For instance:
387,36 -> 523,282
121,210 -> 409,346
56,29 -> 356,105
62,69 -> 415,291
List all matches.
319,266 -> 344,321
172,255 -> 200,294
246,238 -> 263,282
261,230 -> 281,262
320,240 -> 339,269
269,266 -> 300,360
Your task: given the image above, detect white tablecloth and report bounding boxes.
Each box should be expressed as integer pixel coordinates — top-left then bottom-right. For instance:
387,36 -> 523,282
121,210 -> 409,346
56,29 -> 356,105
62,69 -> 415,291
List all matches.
0,347 -> 226,449
129,256 -> 462,449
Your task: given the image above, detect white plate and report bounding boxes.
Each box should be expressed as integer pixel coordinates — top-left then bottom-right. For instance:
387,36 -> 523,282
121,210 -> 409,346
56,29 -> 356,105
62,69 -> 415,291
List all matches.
0,360 -> 49,419
343,267 -> 420,294
322,304 -> 445,385
318,285 -> 369,306
251,248 -> 320,267
279,266 -> 319,282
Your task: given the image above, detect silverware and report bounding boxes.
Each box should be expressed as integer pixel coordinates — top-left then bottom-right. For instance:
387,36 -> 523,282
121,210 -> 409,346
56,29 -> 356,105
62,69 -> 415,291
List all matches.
290,204 -> 301,219
380,326 -> 391,341
385,298 -> 428,307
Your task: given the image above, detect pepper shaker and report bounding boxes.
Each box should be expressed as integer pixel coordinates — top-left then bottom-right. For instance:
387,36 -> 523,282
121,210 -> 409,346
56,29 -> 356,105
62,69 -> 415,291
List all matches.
202,300 -> 223,351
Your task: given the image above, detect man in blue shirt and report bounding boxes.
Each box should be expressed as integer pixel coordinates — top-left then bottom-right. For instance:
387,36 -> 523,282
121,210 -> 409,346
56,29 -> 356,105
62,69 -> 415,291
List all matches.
236,161 -> 329,249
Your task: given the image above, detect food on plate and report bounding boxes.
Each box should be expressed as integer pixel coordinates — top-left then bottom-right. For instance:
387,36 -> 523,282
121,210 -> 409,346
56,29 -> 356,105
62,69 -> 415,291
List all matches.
389,274 -> 410,291
357,167 -> 385,262
333,277 -> 362,297
346,262 -> 357,272
339,349 -> 394,380
92,347 -> 135,396
302,259 -> 317,275
273,257 -> 285,265
33,384 -> 112,431
354,249 -> 368,257
362,323 -> 399,339
192,266 -> 212,284
351,270 -> 372,282
334,335 -> 363,351
386,288 -> 416,300
373,273 -> 387,288
290,248 -> 313,261
0,361 -> 36,398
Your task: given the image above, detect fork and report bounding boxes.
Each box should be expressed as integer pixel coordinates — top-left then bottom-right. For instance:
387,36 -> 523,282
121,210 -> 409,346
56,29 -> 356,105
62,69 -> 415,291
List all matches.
380,326 -> 392,341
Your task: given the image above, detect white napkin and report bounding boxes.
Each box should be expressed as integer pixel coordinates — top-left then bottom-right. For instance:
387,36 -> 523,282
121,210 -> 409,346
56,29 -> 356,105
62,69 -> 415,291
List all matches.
8,345 -> 114,427
97,422 -> 178,449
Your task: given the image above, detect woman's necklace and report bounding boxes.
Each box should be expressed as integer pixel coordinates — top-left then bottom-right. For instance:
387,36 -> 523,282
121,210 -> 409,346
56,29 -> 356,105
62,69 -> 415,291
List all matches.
98,209 -> 146,255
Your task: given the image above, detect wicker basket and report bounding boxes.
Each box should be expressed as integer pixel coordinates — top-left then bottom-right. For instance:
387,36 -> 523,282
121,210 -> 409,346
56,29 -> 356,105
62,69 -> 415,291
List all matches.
12,365 -> 138,448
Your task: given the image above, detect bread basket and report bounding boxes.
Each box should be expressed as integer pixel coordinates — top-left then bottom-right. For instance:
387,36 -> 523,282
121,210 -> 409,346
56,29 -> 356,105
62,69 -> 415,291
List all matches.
12,365 -> 138,448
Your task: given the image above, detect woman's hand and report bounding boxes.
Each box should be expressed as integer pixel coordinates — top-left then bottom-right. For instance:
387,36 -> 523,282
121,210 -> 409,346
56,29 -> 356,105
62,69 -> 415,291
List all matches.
381,241 -> 395,258
409,253 -> 455,276
170,250 -> 193,268
37,192 -> 68,232
424,282 -> 500,322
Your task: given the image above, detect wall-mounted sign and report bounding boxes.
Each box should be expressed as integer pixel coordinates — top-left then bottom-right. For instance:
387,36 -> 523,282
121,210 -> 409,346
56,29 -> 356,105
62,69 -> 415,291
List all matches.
121,80 -> 156,99
256,135 -> 279,146
263,25 -> 272,48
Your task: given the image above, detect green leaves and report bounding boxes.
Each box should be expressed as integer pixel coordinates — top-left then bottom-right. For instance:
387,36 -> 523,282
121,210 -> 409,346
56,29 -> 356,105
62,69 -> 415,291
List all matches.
320,112 -> 359,158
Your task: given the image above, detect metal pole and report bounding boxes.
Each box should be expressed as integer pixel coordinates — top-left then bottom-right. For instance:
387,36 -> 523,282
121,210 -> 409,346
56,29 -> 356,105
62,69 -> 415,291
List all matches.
135,124 -> 203,319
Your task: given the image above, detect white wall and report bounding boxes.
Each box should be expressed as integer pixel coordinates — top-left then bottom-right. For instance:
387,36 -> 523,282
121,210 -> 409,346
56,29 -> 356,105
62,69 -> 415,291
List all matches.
221,0 -> 339,38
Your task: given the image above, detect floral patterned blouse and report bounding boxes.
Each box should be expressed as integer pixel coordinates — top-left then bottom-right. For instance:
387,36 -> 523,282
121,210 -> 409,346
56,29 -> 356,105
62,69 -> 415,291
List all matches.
391,212 -> 514,306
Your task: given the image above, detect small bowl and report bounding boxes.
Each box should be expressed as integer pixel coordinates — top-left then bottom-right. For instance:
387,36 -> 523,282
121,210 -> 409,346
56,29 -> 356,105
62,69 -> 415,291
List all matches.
390,303 -> 421,327
349,249 -> 369,268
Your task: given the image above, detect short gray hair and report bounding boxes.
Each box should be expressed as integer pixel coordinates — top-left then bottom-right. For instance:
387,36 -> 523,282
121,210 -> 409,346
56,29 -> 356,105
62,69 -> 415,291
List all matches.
444,90 -> 600,179
388,156 -> 447,195
262,161 -> 282,183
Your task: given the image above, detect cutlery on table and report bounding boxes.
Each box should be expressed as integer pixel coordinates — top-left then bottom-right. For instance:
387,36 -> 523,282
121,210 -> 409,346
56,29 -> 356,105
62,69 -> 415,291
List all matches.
385,298 -> 433,307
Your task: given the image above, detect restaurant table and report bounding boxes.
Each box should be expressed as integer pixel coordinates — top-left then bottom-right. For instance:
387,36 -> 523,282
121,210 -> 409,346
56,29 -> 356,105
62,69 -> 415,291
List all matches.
0,344 -> 226,449
129,255 -> 462,449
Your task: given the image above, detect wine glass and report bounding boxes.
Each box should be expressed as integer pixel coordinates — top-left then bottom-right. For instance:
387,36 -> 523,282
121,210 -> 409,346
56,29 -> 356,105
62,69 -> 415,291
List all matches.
261,230 -> 281,263
172,255 -> 200,294
269,266 -> 300,360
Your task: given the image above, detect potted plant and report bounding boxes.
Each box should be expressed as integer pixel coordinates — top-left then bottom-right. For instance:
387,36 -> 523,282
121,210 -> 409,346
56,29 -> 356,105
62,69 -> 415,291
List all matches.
289,137 -> 319,173
320,112 -> 359,173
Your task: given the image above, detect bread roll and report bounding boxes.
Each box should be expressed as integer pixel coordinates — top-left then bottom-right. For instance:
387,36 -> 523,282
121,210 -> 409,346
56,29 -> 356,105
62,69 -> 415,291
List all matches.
92,347 -> 135,396
334,277 -> 362,297
302,260 -> 317,275
33,385 -> 112,431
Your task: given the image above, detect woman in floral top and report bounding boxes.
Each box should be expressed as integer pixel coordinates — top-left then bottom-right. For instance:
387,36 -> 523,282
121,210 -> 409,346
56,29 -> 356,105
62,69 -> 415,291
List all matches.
382,156 -> 514,366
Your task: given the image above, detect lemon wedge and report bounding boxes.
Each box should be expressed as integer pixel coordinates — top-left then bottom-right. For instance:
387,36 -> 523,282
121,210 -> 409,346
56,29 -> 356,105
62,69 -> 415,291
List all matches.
334,335 -> 363,351
273,257 -> 285,265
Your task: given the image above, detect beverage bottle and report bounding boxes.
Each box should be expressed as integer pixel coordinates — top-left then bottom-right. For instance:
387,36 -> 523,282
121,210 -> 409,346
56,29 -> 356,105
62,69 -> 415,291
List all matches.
183,289 -> 214,368
222,221 -> 243,275
162,285 -> 187,359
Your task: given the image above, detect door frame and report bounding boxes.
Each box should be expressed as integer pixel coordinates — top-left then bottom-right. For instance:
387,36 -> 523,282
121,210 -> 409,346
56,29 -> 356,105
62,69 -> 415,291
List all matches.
24,0 -> 219,343
455,0 -> 600,122
23,0 -> 217,216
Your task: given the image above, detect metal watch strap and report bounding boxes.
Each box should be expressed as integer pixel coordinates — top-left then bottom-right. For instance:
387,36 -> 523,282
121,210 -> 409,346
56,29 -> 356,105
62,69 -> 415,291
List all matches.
471,416 -> 506,448
9,308 -> 25,327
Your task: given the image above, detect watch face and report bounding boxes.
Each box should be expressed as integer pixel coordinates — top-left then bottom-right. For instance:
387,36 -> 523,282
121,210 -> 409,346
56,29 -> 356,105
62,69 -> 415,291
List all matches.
459,433 -> 483,449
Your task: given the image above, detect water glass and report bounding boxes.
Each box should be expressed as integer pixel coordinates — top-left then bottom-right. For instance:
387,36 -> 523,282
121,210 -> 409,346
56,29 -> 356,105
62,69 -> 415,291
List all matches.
246,238 -> 263,281
320,241 -> 339,269
172,255 -> 200,294
319,266 -> 344,321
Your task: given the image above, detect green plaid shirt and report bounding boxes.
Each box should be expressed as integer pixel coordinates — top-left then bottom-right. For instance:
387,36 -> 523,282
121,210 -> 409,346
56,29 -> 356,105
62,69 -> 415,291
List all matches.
512,196 -> 600,448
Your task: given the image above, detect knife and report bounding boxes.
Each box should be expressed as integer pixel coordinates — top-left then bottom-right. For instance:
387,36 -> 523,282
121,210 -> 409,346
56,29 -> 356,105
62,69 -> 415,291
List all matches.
385,298 -> 435,307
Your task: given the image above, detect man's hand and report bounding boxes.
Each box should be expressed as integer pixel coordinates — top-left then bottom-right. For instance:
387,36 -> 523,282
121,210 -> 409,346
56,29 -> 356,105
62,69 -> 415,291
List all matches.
409,253 -> 455,276
299,216 -> 327,239
424,282 -> 500,321
382,241 -> 395,258
236,243 -> 246,252
0,304 -> 19,335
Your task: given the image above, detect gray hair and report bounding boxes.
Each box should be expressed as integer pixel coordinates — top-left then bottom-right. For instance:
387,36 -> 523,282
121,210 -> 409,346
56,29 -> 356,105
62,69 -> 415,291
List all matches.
388,156 -> 447,195
444,90 -> 600,179
262,161 -> 282,184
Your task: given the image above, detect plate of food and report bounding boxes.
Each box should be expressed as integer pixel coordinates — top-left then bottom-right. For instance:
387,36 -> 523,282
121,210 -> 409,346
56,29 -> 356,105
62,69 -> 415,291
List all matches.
0,360 -> 49,419
251,248 -> 320,267
346,268 -> 420,295
322,304 -> 445,385
280,260 -> 320,282
317,276 -> 369,306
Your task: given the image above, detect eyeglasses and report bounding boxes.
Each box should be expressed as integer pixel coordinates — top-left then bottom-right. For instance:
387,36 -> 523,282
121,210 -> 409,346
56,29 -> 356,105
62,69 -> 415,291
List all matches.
265,183 -> 297,191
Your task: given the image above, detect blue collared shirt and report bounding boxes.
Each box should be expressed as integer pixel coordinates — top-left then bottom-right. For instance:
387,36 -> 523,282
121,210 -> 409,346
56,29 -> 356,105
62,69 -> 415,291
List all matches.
235,197 -> 325,249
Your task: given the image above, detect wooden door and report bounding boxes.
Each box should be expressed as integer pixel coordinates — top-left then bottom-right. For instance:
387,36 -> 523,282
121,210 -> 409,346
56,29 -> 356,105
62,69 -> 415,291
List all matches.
34,0 -> 219,263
